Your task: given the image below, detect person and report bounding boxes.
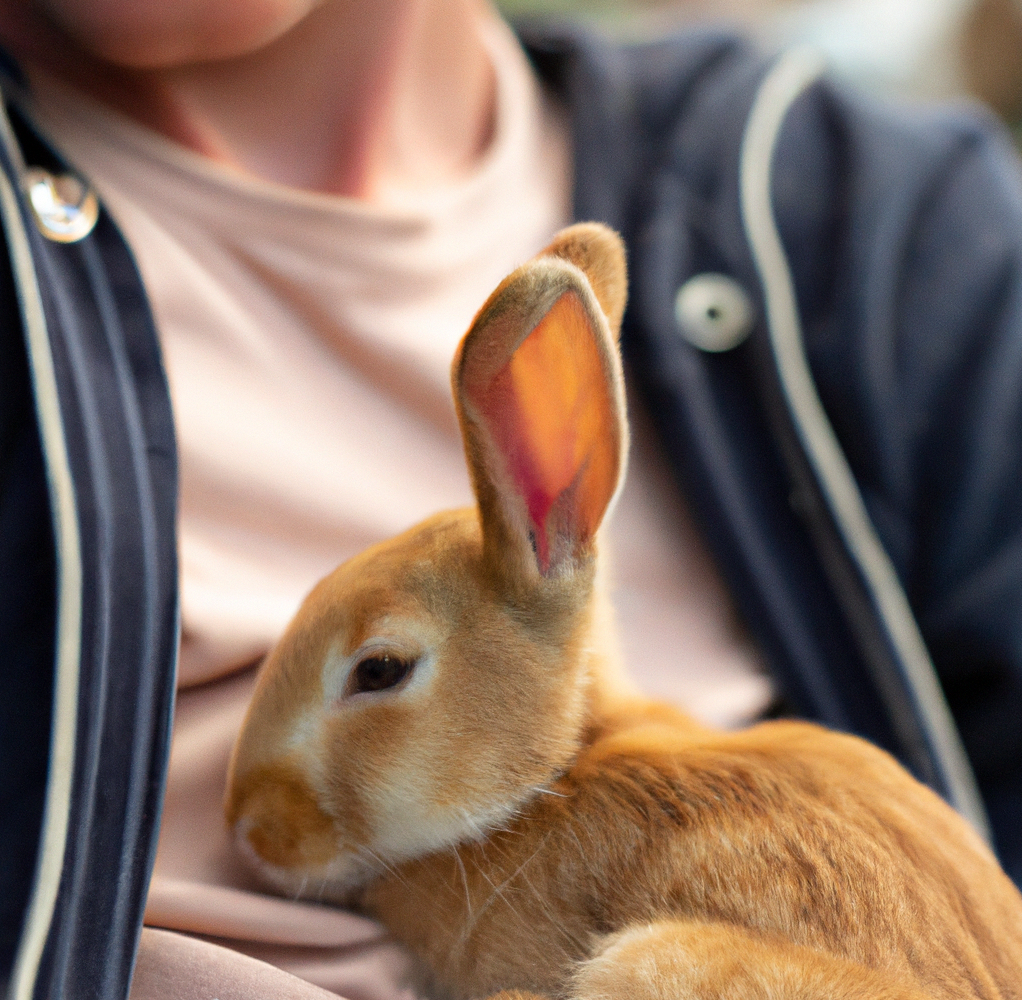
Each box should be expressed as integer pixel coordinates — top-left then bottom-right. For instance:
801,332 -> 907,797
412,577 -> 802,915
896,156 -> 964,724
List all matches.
1,1 -> 1020,998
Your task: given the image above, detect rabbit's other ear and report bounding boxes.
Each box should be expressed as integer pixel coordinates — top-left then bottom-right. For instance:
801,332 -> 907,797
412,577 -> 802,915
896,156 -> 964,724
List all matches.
539,222 -> 628,342
452,225 -> 628,588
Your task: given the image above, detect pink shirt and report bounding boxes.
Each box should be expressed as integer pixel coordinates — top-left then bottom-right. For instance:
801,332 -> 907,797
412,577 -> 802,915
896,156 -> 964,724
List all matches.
32,19 -> 770,999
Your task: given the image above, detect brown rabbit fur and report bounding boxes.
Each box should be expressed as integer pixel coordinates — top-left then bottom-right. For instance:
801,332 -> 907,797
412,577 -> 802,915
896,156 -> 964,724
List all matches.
225,223 -> 1022,1000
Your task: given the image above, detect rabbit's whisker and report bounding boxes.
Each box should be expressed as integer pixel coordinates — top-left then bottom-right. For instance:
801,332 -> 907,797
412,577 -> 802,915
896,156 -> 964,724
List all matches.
452,847 -> 474,920
357,846 -> 411,891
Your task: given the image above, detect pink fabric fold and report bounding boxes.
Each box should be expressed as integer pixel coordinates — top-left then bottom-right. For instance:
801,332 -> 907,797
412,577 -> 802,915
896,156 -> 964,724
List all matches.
131,928 -> 363,1000
145,877 -> 388,948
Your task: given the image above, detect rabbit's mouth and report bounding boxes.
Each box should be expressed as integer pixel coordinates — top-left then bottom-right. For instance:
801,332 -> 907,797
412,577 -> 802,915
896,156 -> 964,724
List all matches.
226,755 -> 379,903
232,814 -> 376,904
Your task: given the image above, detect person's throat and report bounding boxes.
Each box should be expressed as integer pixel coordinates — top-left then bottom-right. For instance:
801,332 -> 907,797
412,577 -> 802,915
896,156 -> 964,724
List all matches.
21,0 -> 499,200
161,0 -> 497,197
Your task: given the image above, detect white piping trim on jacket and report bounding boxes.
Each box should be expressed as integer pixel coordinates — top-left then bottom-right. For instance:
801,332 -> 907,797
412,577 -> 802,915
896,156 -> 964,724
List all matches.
0,110 -> 84,1000
738,47 -> 991,843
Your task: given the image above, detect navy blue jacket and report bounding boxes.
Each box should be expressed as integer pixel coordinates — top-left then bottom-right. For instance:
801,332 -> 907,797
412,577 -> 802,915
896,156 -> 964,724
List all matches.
3,24 -> 1021,1000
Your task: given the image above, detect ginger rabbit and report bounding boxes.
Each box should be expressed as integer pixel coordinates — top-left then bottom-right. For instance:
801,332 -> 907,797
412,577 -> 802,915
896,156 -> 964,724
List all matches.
225,223 -> 1022,1000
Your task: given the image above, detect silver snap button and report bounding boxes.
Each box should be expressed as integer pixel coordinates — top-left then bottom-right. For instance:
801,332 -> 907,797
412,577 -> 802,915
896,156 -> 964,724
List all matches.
674,273 -> 755,352
25,168 -> 99,244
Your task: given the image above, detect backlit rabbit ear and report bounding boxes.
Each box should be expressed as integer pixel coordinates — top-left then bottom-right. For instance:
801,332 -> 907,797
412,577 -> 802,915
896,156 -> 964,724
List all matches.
453,226 -> 628,586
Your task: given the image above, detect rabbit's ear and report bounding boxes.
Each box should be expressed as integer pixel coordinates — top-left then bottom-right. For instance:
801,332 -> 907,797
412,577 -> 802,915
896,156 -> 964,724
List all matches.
453,227 -> 627,586
538,222 -> 628,343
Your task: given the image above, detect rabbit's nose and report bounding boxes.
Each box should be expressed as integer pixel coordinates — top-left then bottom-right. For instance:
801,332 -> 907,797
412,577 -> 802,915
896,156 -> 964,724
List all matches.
227,761 -> 338,871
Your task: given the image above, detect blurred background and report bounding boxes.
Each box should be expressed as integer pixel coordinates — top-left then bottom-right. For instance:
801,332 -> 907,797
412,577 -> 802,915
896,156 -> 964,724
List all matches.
498,0 -> 1022,133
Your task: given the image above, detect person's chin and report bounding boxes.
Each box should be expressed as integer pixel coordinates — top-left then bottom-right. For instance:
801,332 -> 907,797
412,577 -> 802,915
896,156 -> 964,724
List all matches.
34,0 -> 322,69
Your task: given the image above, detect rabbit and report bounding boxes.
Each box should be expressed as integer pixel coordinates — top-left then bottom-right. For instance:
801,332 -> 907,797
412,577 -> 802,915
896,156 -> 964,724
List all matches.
225,222 -> 1022,1000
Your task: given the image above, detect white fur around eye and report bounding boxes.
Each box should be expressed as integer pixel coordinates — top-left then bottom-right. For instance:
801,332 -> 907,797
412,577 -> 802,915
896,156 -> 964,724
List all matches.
321,633 -> 436,709
283,709 -> 324,756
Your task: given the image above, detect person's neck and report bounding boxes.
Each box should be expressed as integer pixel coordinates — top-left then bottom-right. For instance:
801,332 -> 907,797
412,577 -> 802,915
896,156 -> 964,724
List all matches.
3,0 -> 497,199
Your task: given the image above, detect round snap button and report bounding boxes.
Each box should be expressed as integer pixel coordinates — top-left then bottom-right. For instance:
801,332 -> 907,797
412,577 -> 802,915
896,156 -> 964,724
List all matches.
673,273 -> 755,352
25,168 -> 99,244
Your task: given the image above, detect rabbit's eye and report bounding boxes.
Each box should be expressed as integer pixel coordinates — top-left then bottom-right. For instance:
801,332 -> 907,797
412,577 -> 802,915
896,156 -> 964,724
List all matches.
347,654 -> 414,696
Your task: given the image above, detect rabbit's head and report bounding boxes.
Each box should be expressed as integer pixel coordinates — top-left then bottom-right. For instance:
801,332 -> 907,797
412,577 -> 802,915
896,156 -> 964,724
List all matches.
225,223 -> 629,900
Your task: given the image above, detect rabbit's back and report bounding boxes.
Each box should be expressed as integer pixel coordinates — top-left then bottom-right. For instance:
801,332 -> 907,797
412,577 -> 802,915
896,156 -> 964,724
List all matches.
361,710 -> 1022,1000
